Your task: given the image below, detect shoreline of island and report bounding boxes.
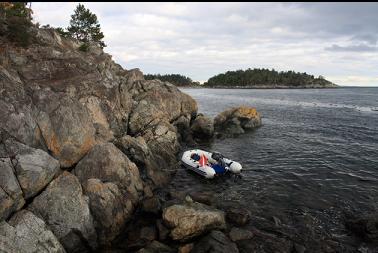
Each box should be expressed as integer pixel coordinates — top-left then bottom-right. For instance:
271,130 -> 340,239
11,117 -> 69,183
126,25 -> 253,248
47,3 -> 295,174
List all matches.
181,85 -> 339,89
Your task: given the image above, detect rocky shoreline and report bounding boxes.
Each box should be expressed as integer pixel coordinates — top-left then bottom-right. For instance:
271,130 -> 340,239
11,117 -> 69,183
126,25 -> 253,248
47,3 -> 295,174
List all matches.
1,27 -> 376,253
184,85 -> 338,89
0,27 -> 265,253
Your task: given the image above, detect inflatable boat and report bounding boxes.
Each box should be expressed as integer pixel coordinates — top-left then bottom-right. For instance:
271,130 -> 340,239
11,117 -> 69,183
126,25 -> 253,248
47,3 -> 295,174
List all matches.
181,149 -> 242,179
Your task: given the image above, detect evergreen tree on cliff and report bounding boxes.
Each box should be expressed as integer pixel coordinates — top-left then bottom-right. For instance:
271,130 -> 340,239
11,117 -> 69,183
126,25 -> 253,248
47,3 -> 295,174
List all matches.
67,3 -> 106,49
0,2 -> 33,47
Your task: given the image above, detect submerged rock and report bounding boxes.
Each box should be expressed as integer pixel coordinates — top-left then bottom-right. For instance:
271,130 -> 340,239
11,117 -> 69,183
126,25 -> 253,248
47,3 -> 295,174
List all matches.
0,210 -> 65,253
214,106 -> 261,136
236,227 -> 294,253
162,201 -> 226,241
188,191 -> 215,206
137,240 -> 175,253
346,213 -> 378,242
178,243 -> 194,253
225,206 -> 252,226
191,230 -> 239,253
229,227 -> 254,242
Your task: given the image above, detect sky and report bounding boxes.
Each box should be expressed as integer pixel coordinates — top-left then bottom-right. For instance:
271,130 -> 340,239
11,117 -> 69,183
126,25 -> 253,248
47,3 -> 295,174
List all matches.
31,2 -> 378,86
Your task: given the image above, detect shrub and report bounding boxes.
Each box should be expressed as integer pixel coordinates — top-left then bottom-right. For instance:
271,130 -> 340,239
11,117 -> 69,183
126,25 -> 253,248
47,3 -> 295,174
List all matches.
0,2 -> 33,47
7,16 -> 32,47
78,42 -> 90,52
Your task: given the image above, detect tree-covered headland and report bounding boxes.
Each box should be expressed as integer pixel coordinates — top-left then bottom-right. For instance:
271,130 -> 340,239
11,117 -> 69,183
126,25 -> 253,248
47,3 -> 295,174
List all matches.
144,73 -> 200,87
203,68 -> 336,88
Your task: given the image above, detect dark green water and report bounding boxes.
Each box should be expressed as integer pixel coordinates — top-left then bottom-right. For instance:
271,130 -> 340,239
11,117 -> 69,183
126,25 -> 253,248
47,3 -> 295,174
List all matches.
169,87 -> 378,250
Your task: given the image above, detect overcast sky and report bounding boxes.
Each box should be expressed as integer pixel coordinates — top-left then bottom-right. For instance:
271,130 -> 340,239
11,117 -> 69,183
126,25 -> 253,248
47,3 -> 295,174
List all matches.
32,2 -> 378,86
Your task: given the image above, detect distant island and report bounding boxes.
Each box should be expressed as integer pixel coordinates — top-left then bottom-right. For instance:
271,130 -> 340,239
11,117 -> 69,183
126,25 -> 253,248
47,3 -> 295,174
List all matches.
203,68 -> 338,88
144,73 -> 199,87
147,69 -> 337,89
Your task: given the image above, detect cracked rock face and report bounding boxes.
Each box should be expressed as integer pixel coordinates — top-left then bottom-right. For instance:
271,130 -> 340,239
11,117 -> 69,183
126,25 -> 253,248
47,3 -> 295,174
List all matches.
11,142 -> 61,199
0,139 -> 61,220
32,90 -> 97,168
28,171 -> 97,252
14,148 -> 60,199
0,158 -> 25,221
0,210 -> 65,253
74,142 -> 143,246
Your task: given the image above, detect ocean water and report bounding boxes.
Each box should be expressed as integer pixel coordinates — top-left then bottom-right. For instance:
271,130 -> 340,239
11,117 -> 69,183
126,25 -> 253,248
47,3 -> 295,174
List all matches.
169,87 -> 378,249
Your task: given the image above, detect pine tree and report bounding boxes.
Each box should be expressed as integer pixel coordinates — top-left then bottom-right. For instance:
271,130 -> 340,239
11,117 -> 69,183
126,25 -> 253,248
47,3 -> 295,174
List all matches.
67,4 -> 106,49
0,2 -> 33,47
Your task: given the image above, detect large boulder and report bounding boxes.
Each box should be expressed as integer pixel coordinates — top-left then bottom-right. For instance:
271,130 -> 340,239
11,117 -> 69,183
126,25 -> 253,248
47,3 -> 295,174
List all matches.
82,179 -> 132,246
190,114 -> 214,141
32,90 -> 96,168
14,148 -> 60,199
0,210 -> 65,253
214,106 -> 261,136
114,135 -> 151,174
141,122 -> 180,185
162,201 -> 226,241
74,142 -> 143,245
3,140 -> 61,199
172,115 -> 194,144
115,133 -> 178,188
28,171 -> 97,252
0,158 -> 25,221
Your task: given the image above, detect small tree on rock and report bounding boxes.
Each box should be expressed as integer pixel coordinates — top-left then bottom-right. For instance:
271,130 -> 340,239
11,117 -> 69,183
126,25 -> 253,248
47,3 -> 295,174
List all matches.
0,2 -> 34,47
67,3 -> 106,49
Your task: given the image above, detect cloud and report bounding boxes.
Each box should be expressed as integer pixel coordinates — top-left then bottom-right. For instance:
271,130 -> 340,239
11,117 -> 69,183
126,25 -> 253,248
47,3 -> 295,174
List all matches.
31,2 -> 378,86
325,44 -> 378,52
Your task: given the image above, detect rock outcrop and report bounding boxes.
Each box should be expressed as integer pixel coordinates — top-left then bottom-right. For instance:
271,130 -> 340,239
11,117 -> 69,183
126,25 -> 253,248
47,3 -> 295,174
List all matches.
0,25 -> 199,252
214,106 -> 261,136
162,200 -> 226,241
0,210 -> 65,253
0,27 -> 197,170
0,19 -> 268,253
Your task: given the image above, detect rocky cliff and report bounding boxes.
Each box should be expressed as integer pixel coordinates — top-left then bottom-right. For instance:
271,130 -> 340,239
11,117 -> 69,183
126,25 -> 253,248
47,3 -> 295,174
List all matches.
0,27 -> 199,250
0,25 -> 264,252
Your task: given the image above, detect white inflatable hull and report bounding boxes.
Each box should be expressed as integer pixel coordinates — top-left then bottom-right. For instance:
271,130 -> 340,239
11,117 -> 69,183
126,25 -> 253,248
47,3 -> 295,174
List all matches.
181,149 -> 242,179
